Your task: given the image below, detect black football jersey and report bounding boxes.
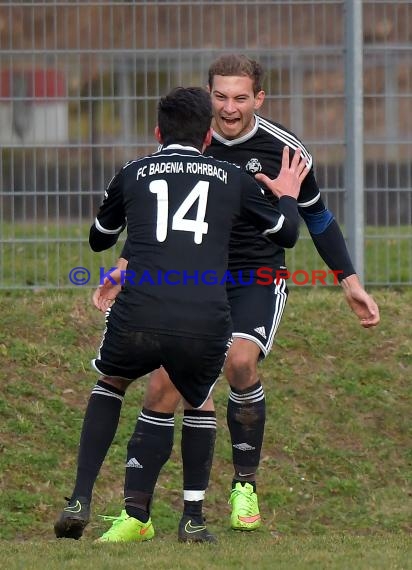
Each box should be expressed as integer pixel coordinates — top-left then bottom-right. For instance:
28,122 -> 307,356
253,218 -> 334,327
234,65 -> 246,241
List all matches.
205,115 -> 321,272
90,145 -> 299,338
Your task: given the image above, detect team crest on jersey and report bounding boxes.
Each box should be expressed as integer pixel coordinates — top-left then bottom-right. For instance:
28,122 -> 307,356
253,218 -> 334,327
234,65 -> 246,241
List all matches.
245,158 -> 262,174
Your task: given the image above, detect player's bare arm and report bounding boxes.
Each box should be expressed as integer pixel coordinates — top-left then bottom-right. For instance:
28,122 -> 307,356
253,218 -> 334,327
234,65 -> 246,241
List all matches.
254,146 -> 309,200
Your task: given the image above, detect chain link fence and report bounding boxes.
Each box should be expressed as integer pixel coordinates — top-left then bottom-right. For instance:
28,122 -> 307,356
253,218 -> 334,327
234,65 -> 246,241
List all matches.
0,1 -> 411,288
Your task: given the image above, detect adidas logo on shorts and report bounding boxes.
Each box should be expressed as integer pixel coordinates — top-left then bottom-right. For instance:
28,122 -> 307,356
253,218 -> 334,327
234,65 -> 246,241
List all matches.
253,326 -> 267,339
126,457 -> 143,468
233,443 -> 256,451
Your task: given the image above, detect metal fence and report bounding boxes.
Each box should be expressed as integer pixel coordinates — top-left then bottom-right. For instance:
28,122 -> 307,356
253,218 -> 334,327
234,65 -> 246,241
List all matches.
0,0 -> 411,288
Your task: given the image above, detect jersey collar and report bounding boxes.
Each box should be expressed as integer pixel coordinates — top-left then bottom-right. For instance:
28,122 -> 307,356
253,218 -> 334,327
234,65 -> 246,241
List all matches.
212,115 -> 260,146
162,144 -> 201,154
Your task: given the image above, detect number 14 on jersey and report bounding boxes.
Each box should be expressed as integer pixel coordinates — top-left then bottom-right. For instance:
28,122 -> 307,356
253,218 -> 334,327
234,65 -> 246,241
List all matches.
149,179 -> 209,244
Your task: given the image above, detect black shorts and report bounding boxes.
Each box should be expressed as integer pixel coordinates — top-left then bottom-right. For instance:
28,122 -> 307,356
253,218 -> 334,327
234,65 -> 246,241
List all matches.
227,278 -> 288,357
92,317 -> 232,409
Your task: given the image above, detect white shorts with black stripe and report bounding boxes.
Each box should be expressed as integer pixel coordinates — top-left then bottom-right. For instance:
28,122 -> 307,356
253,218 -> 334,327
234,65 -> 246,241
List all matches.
227,278 -> 288,358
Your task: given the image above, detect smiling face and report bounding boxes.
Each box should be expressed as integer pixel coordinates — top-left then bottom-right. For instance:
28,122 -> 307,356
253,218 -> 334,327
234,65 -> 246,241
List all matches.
209,75 -> 265,140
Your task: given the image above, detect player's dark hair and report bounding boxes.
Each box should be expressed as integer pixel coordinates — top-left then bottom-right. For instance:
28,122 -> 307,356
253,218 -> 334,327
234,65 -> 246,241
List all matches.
157,87 -> 212,150
208,54 -> 265,95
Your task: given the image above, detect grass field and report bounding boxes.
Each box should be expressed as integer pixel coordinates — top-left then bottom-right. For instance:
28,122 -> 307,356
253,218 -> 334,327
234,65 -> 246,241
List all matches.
0,534 -> 410,570
0,287 -> 411,568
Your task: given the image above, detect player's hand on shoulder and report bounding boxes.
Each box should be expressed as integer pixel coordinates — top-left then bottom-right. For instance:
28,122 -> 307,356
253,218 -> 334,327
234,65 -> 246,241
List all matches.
255,146 -> 310,200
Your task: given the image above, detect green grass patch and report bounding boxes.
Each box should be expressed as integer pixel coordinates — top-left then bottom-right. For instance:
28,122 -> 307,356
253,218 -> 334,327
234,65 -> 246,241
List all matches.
0,288 -> 411,567
0,534 -> 411,569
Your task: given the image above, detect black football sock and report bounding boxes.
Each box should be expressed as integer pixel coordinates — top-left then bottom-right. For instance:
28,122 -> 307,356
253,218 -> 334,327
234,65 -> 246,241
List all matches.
72,380 -> 125,501
181,410 -> 216,519
227,381 -> 265,483
231,479 -> 257,493
124,408 -> 174,522
183,500 -> 203,521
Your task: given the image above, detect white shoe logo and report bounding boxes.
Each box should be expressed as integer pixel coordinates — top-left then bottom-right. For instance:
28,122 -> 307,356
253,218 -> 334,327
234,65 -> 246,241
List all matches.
64,500 -> 82,513
126,457 -> 143,468
184,520 -> 207,534
253,326 -> 267,339
233,443 -> 255,451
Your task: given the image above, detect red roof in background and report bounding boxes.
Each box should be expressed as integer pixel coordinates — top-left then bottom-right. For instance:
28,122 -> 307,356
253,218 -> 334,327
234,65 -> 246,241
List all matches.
0,69 -> 65,99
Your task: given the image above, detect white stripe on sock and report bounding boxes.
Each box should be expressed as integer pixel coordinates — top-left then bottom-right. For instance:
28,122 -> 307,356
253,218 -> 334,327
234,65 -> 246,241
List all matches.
184,490 -> 206,501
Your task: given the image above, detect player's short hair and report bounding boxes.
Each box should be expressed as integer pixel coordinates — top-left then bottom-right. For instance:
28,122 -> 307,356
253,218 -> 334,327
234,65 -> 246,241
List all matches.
158,87 -> 212,150
208,54 -> 265,95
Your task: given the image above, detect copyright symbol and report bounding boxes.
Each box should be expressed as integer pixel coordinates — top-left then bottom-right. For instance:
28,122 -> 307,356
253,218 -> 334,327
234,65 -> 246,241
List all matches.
69,267 -> 91,286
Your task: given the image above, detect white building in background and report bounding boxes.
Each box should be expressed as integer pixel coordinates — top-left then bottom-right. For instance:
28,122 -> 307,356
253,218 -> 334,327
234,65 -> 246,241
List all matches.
0,68 -> 68,145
